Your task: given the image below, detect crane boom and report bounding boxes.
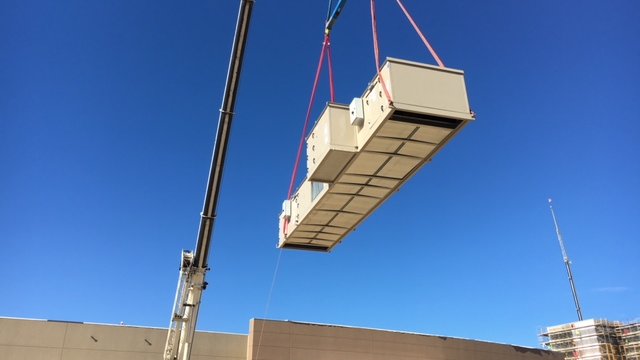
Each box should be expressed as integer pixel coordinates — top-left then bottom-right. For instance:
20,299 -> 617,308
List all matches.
548,198 -> 584,321
164,1 -> 254,359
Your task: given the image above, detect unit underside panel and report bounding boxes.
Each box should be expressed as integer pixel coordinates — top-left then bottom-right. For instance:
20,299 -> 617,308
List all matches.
282,113 -> 461,251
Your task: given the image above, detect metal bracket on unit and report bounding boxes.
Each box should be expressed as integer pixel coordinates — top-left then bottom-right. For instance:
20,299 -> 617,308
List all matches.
349,97 -> 364,126
282,200 -> 291,220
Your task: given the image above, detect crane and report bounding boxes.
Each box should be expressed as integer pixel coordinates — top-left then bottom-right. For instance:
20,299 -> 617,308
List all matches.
548,198 -> 584,321
163,1 -> 254,359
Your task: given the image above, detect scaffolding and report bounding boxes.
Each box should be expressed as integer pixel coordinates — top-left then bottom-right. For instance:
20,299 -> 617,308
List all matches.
541,319 -> 623,360
617,322 -> 640,360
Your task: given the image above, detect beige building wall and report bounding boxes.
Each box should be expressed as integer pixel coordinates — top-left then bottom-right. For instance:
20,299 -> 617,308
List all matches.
247,319 -> 564,360
1,317 -> 562,360
0,317 -> 246,360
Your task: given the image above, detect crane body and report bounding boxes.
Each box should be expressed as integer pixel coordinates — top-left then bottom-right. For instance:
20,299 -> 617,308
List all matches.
163,1 -> 254,359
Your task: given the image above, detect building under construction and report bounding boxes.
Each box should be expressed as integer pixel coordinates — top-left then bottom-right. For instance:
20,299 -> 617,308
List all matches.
618,322 -> 640,360
541,319 -> 640,360
543,202 -> 638,360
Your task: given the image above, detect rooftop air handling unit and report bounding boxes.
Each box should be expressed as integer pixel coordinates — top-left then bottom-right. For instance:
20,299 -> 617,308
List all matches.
279,58 -> 475,252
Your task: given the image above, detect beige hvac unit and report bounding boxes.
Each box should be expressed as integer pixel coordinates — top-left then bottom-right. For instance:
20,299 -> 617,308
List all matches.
279,58 -> 475,252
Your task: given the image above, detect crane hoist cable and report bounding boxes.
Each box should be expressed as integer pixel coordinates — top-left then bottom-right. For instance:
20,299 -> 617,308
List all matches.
326,0 -> 348,35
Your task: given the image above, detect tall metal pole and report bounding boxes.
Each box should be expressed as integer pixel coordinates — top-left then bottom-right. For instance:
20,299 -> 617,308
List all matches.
548,198 -> 584,321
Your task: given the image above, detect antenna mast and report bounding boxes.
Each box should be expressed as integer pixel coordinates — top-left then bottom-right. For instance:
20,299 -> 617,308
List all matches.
548,198 -> 584,321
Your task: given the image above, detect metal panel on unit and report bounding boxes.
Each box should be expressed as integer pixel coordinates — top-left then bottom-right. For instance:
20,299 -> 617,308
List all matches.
278,58 -> 475,252
307,104 -> 358,183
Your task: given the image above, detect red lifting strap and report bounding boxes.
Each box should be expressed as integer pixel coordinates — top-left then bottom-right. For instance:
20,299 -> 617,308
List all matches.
286,34 -> 333,201
326,38 -> 336,102
284,34 -> 335,236
285,1 -> 444,235
370,0 -> 393,104
395,0 -> 445,68
369,0 -> 446,103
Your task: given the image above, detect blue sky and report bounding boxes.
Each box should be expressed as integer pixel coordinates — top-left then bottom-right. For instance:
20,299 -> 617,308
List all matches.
1,0 -> 638,348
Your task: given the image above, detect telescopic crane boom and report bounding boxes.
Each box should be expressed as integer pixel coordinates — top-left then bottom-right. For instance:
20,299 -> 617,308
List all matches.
548,198 -> 584,321
163,1 -> 254,359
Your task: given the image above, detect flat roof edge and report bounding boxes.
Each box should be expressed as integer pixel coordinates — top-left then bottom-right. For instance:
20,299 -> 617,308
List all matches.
251,318 -> 548,351
0,316 -> 246,336
384,57 -> 465,75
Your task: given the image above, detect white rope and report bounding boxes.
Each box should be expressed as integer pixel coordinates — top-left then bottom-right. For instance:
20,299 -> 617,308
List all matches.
254,249 -> 284,360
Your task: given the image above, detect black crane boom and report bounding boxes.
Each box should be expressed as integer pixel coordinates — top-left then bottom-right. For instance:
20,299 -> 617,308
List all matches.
194,0 -> 254,269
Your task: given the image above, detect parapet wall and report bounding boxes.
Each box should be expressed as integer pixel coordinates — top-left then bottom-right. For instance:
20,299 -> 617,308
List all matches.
248,319 -> 563,360
0,317 -> 246,360
0,317 -> 562,360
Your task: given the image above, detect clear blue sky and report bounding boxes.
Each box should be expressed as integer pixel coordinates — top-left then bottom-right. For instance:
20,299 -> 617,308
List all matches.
1,0 -> 638,348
